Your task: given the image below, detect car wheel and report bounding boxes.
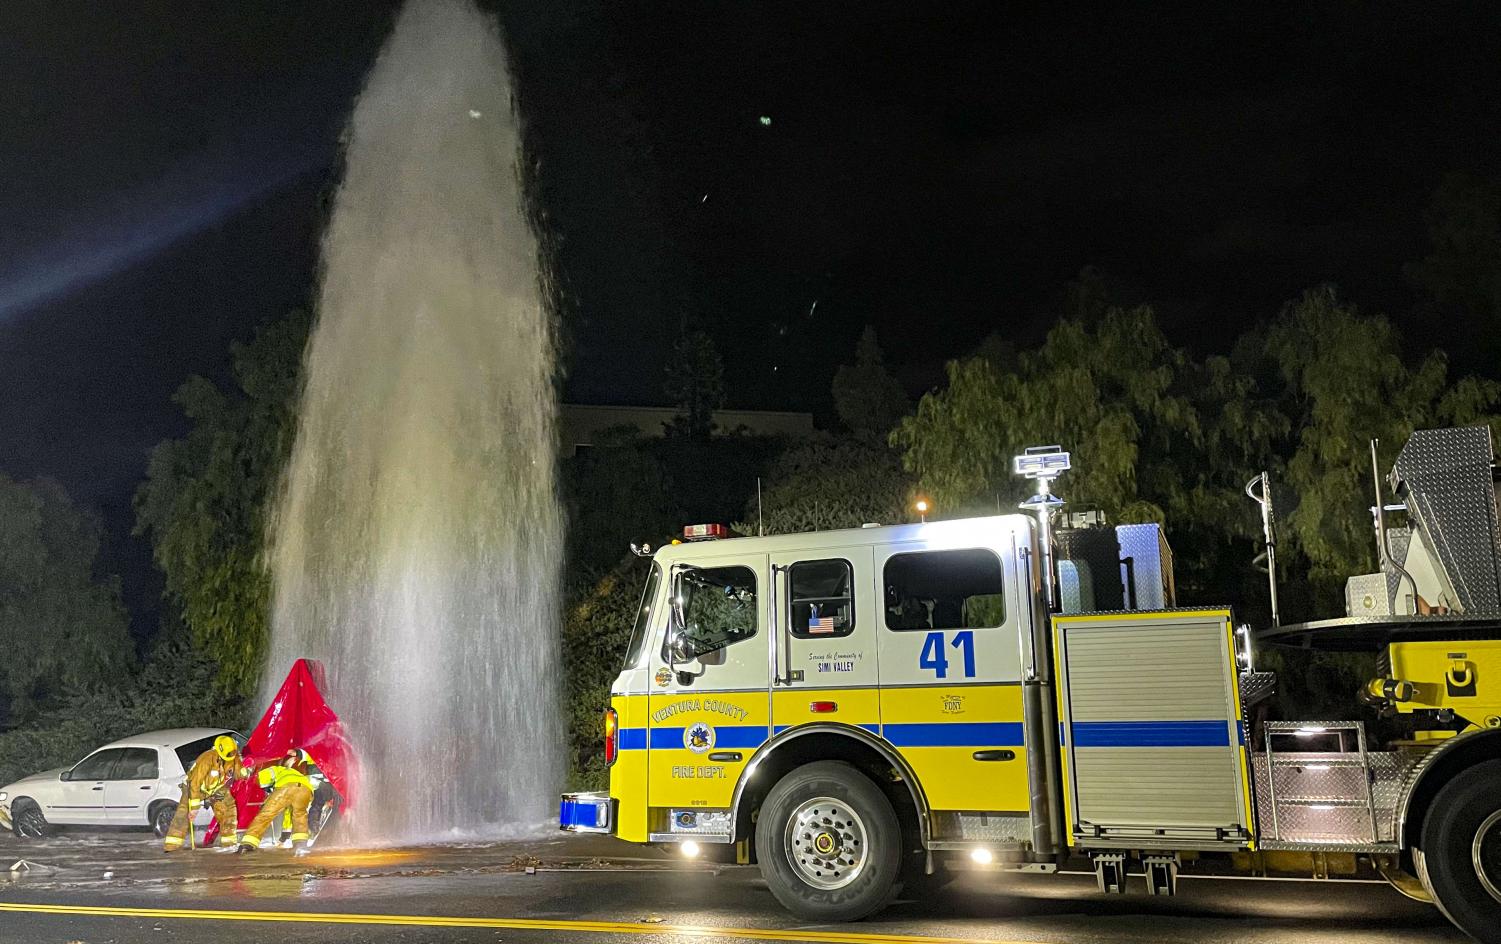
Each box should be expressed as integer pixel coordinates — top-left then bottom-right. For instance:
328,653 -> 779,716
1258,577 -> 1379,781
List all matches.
1416,759 -> 1501,941
150,801 -> 178,839
755,760 -> 901,922
12,800 -> 52,839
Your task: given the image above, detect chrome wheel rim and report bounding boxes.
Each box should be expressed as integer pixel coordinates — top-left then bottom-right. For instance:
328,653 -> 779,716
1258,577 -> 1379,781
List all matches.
785,795 -> 868,890
1473,809 -> 1501,904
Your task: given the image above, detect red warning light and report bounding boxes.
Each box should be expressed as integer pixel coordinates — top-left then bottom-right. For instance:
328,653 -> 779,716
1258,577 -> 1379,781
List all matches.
683,523 -> 729,541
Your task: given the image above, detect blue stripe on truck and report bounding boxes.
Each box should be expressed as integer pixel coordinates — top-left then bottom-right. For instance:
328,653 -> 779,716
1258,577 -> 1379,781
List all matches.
881,722 -> 1026,747
1070,720 -> 1231,748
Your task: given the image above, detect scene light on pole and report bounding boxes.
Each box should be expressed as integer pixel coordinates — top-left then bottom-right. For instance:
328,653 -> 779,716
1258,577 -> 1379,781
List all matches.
915,498 -> 929,523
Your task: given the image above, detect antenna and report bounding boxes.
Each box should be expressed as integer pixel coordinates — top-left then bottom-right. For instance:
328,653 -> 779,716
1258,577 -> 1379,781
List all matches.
757,477 -> 765,537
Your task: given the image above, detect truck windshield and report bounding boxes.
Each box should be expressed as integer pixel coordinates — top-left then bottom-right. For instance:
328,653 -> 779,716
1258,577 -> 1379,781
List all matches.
622,562 -> 662,668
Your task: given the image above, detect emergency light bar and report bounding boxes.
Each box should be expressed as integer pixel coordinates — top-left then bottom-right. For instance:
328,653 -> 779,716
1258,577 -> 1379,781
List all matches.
683,523 -> 729,541
1013,446 -> 1071,477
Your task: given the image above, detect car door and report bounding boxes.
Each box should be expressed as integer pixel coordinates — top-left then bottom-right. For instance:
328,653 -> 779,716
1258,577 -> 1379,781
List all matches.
646,552 -> 770,815
104,748 -> 160,823
769,546 -> 880,736
50,749 -> 124,824
875,526 -> 1032,813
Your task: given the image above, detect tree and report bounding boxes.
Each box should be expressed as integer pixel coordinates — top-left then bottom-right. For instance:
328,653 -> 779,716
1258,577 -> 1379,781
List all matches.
0,475 -> 132,725
734,436 -> 914,536
663,330 -> 725,441
1248,287 -> 1501,599
134,310 -> 310,695
562,431 -> 677,580
562,554 -> 652,789
832,327 -> 910,441
891,305 -> 1292,609
0,636 -> 248,784
893,306 -> 1207,519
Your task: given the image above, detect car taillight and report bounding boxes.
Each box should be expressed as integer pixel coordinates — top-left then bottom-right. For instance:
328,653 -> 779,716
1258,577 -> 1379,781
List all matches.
604,707 -> 619,767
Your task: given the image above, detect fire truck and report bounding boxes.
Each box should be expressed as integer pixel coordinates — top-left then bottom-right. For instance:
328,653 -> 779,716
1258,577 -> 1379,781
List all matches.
560,426 -> 1501,940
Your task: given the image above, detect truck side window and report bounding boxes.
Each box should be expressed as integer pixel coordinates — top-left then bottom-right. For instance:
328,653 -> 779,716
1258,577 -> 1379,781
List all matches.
790,559 -> 855,638
883,548 -> 1005,631
667,565 -> 758,661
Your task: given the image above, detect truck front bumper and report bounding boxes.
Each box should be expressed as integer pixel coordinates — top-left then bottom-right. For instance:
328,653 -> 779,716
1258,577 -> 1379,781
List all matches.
559,792 -> 615,835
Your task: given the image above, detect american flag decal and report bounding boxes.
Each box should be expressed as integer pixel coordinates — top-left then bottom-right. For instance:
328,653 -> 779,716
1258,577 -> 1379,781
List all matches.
808,616 -> 836,634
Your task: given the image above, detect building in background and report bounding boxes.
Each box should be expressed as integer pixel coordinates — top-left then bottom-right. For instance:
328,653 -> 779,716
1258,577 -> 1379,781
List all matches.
559,404 -> 814,457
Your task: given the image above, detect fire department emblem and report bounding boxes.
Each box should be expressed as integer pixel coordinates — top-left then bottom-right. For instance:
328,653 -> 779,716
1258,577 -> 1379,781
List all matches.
684,721 -> 715,754
654,667 -> 672,688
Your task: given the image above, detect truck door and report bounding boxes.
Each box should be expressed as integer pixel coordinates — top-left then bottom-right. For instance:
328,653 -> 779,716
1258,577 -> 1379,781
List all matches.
769,547 -> 879,736
875,527 -> 1031,814
646,553 -> 770,824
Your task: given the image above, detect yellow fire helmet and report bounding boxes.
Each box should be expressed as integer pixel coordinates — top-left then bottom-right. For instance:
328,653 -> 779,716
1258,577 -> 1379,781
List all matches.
213,736 -> 239,761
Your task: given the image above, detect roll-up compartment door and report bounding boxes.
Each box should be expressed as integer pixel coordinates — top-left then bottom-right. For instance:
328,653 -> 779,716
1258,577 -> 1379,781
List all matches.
1054,609 -> 1253,850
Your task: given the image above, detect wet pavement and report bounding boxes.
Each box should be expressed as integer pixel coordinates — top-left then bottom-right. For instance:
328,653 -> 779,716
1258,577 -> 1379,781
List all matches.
0,829 -> 1467,943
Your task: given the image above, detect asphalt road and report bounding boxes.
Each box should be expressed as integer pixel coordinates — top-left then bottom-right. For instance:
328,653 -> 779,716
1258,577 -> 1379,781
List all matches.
0,830 -> 1467,944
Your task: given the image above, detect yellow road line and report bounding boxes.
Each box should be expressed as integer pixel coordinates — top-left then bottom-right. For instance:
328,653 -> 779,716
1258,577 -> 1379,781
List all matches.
0,901 -> 1040,944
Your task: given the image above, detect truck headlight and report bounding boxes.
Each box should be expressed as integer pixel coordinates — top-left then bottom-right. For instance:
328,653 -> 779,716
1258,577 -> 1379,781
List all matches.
0,791 -> 8,803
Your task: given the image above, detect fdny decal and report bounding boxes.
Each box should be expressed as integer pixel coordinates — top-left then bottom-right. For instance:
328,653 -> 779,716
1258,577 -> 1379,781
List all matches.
684,722 -> 715,753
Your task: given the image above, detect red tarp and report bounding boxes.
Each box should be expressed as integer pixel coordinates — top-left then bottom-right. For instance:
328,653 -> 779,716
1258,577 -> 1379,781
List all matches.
204,658 -> 356,843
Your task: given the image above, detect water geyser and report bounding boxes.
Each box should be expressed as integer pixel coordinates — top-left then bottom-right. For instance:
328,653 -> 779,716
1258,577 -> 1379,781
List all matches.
266,0 -> 562,844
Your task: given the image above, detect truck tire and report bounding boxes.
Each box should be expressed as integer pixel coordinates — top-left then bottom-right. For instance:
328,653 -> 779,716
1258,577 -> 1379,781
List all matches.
755,760 -> 901,922
1416,759 -> 1501,941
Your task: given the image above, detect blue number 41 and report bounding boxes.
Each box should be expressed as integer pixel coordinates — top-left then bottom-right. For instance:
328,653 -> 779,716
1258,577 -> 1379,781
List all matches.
920,631 -> 975,679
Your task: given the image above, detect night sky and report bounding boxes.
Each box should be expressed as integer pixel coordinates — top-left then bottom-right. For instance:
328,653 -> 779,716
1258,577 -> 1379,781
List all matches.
2,2 -> 1498,632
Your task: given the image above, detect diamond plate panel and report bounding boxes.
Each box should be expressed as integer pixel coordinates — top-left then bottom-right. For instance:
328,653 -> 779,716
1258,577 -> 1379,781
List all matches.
1384,526 -> 1412,605
1392,426 -> 1501,613
932,812 -> 1032,843
1115,523 -> 1176,609
1250,751 -> 1417,844
1057,527 -> 1124,611
1345,573 -> 1390,617
1239,671 -> 1277,708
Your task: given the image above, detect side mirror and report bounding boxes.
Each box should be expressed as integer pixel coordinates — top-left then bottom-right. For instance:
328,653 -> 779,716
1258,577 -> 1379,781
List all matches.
59,769 -> 71,782
666,569 -> 702,686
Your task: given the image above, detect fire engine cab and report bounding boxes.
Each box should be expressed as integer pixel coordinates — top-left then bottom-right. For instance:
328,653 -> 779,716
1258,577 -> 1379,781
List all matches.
561,428 -> 1501,941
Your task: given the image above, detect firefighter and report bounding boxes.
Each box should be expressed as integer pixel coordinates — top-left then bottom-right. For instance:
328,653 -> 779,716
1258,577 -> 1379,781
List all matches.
163,735 -> 246,852
237,749 -> 316,855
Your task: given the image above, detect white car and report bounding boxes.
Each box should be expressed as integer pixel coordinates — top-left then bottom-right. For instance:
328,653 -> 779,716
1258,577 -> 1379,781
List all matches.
0,728 -> 241,839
